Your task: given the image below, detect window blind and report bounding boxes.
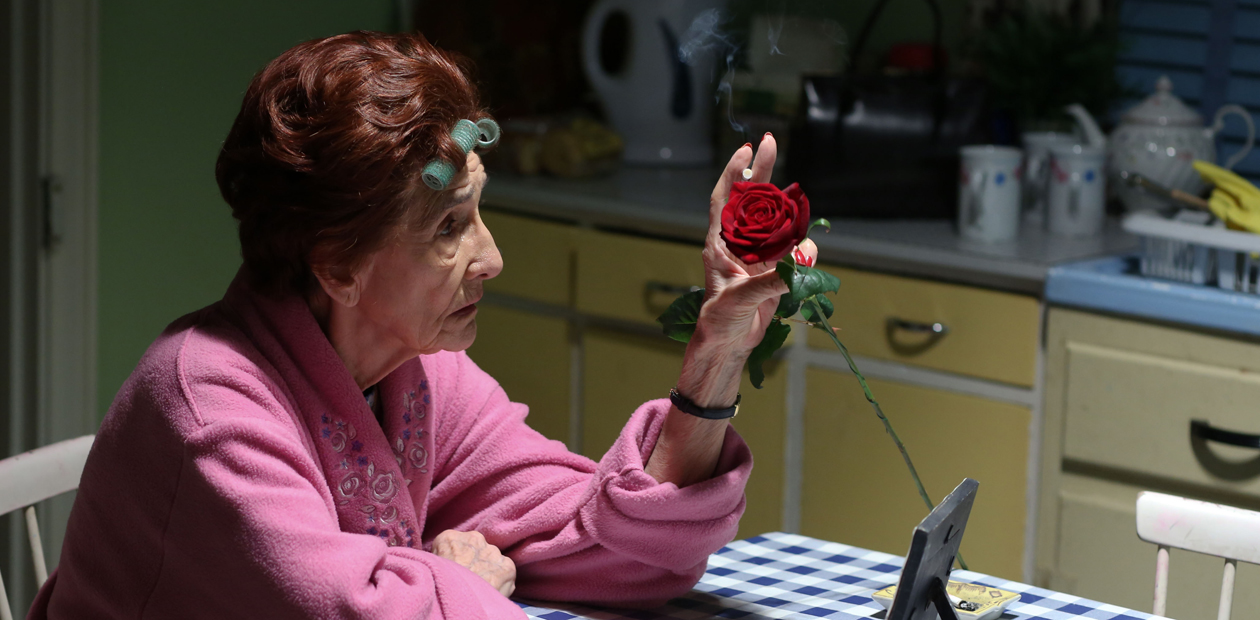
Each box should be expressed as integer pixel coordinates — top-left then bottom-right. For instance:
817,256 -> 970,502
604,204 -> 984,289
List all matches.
1116,0 -> 1260,182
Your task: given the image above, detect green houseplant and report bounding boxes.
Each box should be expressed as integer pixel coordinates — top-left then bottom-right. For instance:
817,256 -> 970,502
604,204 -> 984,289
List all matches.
974,11 -> 1130,129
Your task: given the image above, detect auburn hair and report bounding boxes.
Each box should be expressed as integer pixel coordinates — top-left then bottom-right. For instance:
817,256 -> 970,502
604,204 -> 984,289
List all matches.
216,31 -> 491,297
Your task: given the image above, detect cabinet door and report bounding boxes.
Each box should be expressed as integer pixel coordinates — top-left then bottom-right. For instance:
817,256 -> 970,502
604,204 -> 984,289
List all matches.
1053,473 -> 1260,620
480,209 -> 573,306
466,304 -> 571,444
581,327 -> 787,539
801,368 -> 1029,580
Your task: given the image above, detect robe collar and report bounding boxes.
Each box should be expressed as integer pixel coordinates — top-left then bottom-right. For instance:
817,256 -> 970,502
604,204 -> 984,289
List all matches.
221,268 -> 435,547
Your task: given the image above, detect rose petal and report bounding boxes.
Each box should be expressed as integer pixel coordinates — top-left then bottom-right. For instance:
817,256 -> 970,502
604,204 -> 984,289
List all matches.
721,181 -> 810,263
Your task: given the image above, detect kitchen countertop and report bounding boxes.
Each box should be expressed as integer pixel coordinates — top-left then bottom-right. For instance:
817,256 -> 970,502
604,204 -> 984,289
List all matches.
482,166 -> 1139,295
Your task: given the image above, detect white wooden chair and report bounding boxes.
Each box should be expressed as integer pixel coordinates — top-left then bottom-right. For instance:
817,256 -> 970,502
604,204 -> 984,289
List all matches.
0,435 -> 93,620
1136,490 -> 1260,620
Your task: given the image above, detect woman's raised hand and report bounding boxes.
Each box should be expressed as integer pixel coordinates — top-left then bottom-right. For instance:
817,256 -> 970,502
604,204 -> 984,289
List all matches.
432,529 -> 516,597
697,134 -> 818,356
644,136 -> 818,489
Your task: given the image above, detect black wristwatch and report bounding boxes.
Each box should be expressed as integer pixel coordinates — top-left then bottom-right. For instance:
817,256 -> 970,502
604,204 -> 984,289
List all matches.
669,387 -> 740,420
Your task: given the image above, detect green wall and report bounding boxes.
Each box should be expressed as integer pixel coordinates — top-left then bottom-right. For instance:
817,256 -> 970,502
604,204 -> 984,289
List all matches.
97,2 -> 395,414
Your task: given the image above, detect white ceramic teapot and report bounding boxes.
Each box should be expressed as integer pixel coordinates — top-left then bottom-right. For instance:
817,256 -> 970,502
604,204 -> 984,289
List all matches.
1068,76 -> 1256,212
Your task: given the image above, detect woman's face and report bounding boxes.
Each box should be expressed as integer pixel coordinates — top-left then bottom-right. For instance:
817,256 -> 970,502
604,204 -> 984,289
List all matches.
352,153 -> 501,355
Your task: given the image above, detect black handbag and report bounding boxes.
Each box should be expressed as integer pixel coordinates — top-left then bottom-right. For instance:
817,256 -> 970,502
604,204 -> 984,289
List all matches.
787,0 -> 988,218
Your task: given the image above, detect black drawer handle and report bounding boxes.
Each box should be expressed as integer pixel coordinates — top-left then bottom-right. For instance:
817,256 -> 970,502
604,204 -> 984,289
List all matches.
884,317 -> 948,356
1191,419 -> 1260,449
887,317 -> 949,335
645,281 -> 702,296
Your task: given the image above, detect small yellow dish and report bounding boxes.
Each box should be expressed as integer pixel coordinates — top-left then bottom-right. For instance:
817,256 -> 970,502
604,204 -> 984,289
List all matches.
871,581 -> 1020,620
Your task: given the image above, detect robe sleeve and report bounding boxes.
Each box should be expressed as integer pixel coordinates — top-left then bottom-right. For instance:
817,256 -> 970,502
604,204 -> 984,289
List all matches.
151,364 -> 528,620
423,351 -> 752,608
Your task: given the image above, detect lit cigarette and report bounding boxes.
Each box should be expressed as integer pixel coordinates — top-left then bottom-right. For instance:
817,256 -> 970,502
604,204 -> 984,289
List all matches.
741,168 -> 753,180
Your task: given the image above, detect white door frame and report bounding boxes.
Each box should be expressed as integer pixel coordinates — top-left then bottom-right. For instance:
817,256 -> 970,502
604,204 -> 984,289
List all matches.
3,0 -> 44,609
3,0 -> 97,612
39,0 -> 98,445
33,0 -> 99,584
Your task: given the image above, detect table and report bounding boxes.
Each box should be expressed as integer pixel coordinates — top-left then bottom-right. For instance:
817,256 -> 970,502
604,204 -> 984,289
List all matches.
517,532 -> 1158,619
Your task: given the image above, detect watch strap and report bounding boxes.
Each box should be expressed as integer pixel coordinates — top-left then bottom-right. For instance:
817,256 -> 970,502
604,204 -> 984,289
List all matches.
669,387 -> 740,420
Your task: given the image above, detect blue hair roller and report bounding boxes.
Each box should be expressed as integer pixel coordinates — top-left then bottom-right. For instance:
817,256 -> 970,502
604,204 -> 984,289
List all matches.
421,118 -> 502,191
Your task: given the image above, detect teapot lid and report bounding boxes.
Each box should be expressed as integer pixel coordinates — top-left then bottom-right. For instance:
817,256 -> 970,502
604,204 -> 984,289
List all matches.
1122,76 -> 1203,126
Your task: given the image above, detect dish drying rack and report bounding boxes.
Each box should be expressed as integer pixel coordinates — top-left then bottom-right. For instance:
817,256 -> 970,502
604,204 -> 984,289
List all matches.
1123,211 -> 1260,293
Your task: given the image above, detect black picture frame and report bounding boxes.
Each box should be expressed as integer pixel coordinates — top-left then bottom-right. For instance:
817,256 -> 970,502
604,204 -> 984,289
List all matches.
887,478 -> 980,620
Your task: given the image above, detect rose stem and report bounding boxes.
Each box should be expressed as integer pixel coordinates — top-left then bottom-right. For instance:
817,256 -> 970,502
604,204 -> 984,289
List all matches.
807,298 -> 969,571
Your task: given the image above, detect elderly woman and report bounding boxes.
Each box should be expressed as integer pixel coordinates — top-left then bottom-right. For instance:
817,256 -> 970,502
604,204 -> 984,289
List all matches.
31,32 -> 816,619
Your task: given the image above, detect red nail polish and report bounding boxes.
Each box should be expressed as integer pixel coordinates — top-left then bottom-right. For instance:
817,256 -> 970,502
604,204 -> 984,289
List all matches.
743,143 -> 751,149
764,132 -> 773,137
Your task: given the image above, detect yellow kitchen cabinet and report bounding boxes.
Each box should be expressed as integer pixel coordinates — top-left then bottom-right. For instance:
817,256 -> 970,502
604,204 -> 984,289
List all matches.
575,229 -> 706,326
1051,473 -> 1260,620
581,326 -> 787,539
801,368 -> 1029,580
1048,309 -> 1260,496
481,209 -> 574,306
466,304 -> 572,444
805,266 -> 1039,387
1038,308 -> 1260,617
580,328 -> 684,460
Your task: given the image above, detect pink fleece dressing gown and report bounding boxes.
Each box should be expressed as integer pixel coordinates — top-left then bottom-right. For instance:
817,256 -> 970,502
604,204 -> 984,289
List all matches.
29,271 -> 752,619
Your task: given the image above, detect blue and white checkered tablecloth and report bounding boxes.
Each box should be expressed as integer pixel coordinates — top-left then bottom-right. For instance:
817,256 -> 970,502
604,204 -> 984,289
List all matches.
516,532 -> 1157,619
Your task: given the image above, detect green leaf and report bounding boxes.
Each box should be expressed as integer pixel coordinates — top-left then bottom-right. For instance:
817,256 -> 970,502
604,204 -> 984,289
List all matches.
800,298 -> 819,323
782,264 -> 840,303
808,218 -> 832,235
657,289 -> 704,343
747,320 -> 791,389
775,259 -> 797,287
800,294 -> 835,323
774,291 -> 800,319
816,294 -> 834,318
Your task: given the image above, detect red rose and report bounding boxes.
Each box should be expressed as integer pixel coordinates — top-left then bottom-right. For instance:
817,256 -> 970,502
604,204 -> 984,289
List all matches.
720,182 -> 810,264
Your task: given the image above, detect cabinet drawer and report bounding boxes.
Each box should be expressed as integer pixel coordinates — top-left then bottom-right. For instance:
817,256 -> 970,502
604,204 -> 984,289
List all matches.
1053,310 -> 1260,496
575,230 -> 706,326
481,210 -> 573,306
805,267 -> 1039,387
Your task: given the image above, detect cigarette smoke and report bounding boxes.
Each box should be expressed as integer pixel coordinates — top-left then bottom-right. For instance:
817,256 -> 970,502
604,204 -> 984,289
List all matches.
676,4 -> 847,140
678,8 -> 747,137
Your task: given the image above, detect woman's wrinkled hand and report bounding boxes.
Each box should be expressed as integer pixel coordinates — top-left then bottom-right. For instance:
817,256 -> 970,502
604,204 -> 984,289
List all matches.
432,529 -> 516,597
698,135 -> 818,355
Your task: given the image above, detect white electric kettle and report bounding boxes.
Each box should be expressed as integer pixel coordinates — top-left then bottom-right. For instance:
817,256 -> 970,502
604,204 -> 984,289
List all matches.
581,0 -> 725,166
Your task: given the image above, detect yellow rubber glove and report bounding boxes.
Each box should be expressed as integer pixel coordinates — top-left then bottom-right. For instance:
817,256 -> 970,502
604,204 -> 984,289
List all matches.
1193,160 -> 1260,233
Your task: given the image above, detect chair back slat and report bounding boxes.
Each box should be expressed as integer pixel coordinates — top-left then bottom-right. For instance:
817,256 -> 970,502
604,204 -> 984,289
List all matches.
0,436 -> 93,516
1136,491 -> 1260,620
0,435 -> 94,620
1136,491 -> 1260,564
0,571 -> 13,620
1219,559 -> 1237,620
24,507 -> 48,585
1153,545 -> 1170,617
